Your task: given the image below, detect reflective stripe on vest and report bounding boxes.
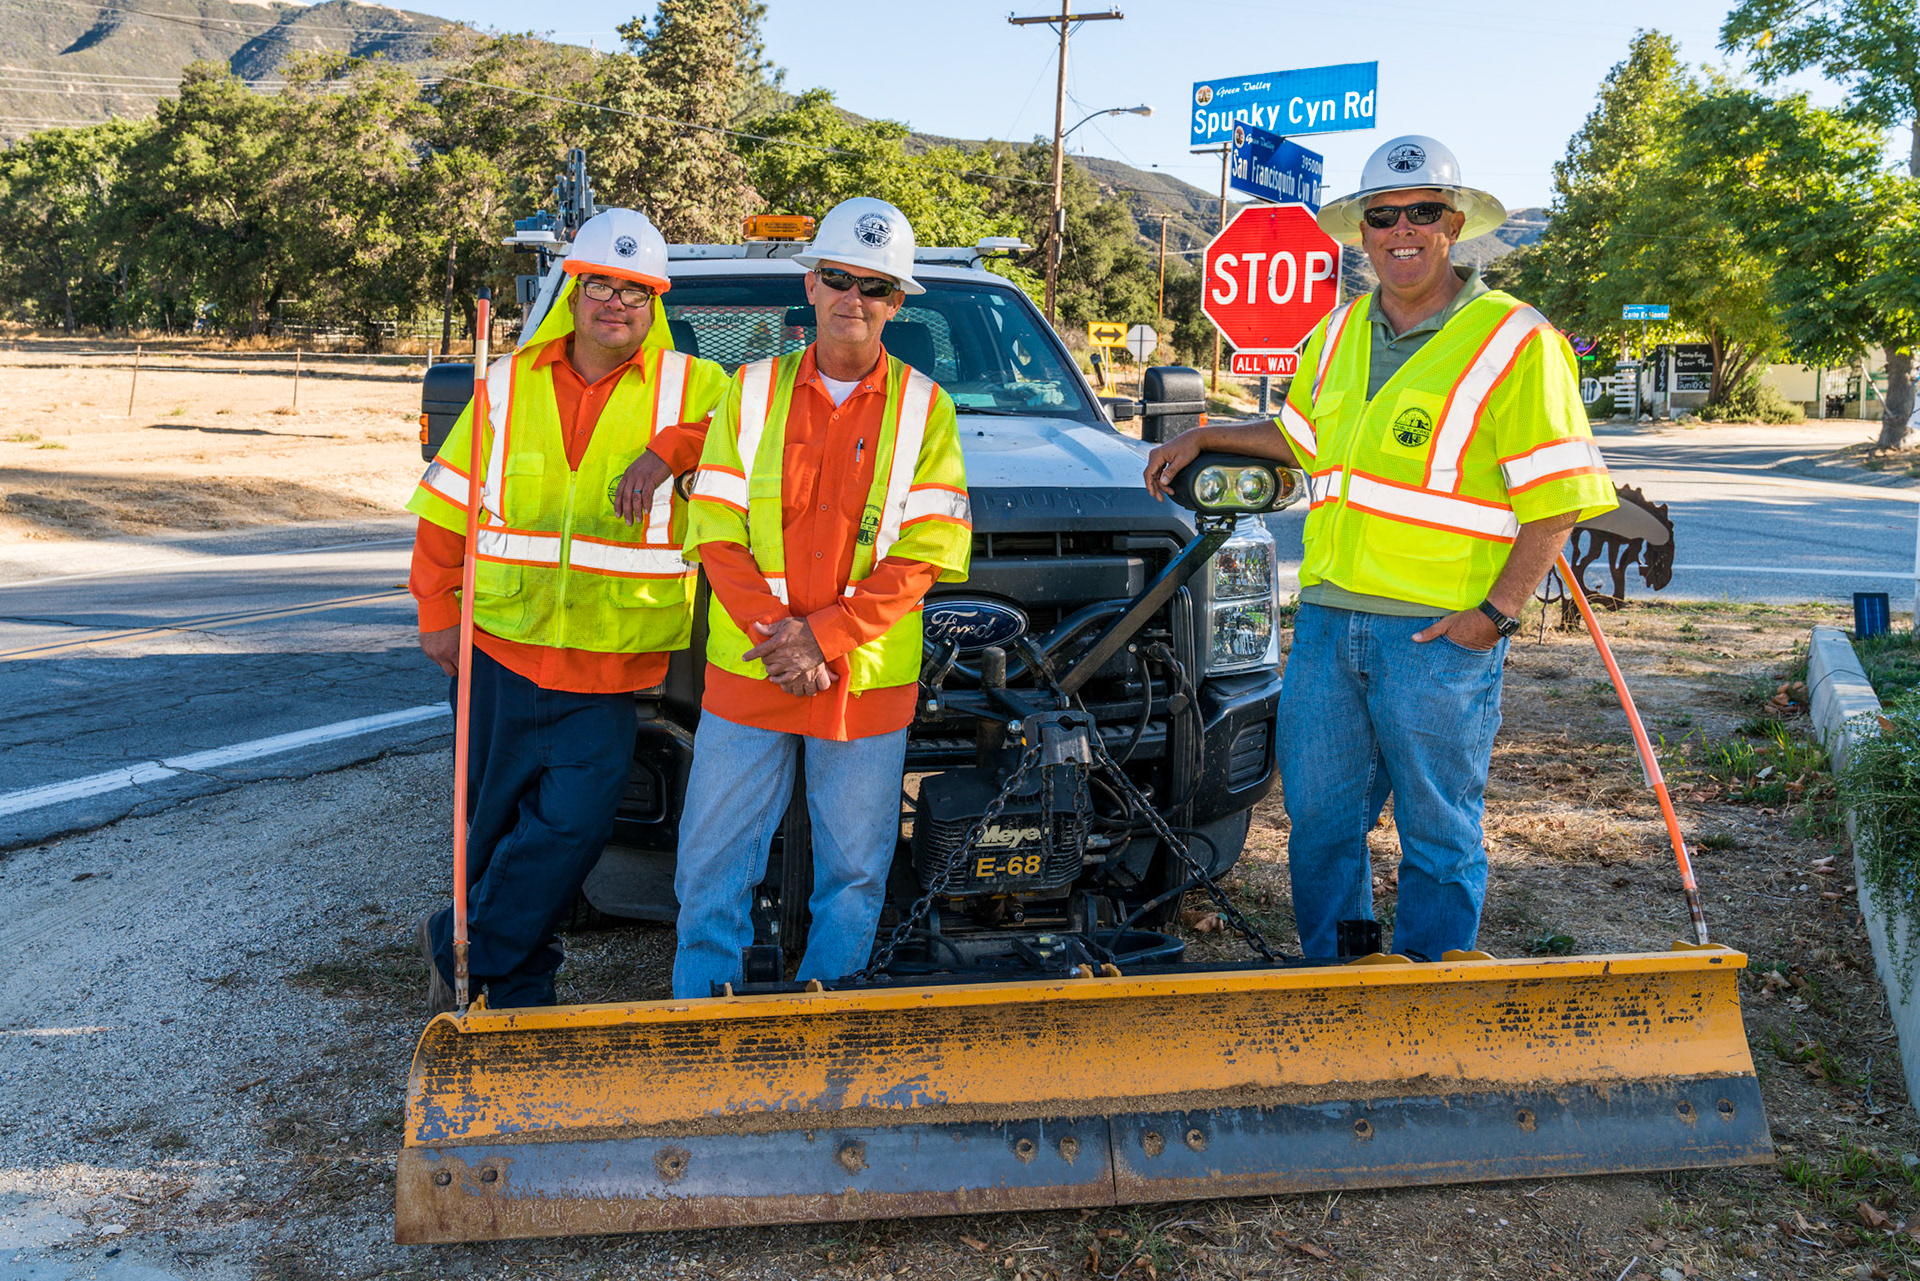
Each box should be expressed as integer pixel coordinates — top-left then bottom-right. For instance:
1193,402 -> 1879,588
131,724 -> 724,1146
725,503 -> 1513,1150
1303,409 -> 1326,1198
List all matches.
1306,468 -> 1343,507
689,465 -> 748,511
475,526 -> 562,565
902,483 -> 971,527
568,534 -> 693,578
1312,301 -> 1358,403
875,369 -> 939,558
1279,401 -> 1317,457
642,351 -> 691,547
1344,473 -> 1519,542
1501,437 -> 1607,493
420,459 -> 471,508
1424,304 -> 1550,494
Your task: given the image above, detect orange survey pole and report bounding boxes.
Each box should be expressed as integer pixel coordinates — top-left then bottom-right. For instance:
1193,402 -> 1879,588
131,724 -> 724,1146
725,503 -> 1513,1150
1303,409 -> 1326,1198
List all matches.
1556,553 -> 1709,945
451,288 -> 493,1011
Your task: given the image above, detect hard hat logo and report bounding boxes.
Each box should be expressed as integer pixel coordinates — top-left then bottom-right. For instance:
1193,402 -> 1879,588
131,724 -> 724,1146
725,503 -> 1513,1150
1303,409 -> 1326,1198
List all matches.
854,214 -> 894,248
613,235 -> 639,257
1386,144 -> 1426,174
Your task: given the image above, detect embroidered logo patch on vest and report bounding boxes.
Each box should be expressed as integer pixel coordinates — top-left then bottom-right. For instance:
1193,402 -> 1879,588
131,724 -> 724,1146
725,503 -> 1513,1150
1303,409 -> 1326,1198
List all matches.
857,510 -> 880,546
1390,406 -> 1434,448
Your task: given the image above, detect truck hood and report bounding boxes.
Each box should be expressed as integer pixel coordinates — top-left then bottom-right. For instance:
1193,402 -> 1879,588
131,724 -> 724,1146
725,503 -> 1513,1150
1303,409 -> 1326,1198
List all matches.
956,415 -> 1150,490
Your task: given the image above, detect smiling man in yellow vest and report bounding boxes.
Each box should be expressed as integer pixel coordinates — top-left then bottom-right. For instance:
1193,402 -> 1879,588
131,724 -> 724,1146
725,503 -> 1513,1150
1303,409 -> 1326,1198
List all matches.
673,197 -> 971,998
1145,136 -> 1616,962
407,208 -> 730,1010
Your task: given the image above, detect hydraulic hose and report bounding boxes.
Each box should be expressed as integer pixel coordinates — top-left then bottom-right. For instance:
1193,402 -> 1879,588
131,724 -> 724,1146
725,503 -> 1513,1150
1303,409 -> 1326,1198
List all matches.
1557,553 -> 1709,945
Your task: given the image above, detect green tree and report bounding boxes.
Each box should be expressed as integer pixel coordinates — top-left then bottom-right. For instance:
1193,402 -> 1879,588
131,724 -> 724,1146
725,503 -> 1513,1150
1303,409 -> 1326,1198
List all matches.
584,0 -> 761,242
0,120 -> 148,331
985,141 -> 1156,333
1679,89 -> 1920,444
1722,0 -> 1920,435
742,89 -> 1030,275
1489,32 -> 1781,402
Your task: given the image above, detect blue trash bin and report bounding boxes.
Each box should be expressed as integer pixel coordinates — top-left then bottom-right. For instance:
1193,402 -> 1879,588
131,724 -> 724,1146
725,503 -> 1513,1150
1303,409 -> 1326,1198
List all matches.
1855,591 -> 1891,638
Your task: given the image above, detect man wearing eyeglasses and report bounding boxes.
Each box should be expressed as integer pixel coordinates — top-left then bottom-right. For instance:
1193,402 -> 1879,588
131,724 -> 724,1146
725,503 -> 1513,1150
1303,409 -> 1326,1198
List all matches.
407,207 -> 731,1012
671,197 -> 972,998
1144,136 -> 1616,964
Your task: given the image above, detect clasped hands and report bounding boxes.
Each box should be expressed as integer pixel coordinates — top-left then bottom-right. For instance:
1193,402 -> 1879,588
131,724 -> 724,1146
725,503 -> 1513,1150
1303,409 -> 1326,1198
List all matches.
744,617 -> 836,697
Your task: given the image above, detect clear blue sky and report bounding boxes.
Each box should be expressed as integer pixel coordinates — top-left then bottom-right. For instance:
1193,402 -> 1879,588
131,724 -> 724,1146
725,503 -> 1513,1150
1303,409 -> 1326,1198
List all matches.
422,0 -> 1845,211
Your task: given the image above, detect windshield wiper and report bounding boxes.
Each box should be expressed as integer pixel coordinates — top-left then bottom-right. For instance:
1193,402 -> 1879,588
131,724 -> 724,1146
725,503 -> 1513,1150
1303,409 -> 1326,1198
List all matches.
955,405 -> 1043,416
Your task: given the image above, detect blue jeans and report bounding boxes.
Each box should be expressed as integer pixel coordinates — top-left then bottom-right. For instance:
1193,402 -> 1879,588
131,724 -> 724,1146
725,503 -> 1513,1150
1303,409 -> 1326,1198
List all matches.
428,647 -> 636,1008
672,711 -> 910,998
1277,603 -> 1506,961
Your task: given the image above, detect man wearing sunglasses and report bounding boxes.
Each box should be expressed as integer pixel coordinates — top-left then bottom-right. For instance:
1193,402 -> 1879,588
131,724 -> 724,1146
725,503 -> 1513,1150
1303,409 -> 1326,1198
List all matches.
673,197 -> 972,998
407,207 -> 730,1012
1144,136 -> 1616,965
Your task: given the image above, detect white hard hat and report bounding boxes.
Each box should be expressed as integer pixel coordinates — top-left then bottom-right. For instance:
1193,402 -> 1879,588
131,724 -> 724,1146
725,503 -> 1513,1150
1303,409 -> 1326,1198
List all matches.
563,208 -> 671,293
1316,136 -> 1507,247
791,197 -> 922,295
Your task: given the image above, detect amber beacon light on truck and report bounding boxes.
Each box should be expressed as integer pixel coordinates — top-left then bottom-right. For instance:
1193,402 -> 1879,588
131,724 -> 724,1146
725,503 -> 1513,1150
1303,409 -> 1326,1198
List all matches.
742,213 -> 817,241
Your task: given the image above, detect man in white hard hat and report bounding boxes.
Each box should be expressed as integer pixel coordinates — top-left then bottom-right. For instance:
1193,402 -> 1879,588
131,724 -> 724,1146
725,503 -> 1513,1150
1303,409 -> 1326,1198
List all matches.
671,197 -> 972,998
407,208 -> 731,1010
1144,136 -> 1616,962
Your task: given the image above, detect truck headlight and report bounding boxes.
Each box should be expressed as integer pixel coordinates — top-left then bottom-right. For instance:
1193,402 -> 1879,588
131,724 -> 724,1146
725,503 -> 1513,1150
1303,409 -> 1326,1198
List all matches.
1206,520 -> 1279,674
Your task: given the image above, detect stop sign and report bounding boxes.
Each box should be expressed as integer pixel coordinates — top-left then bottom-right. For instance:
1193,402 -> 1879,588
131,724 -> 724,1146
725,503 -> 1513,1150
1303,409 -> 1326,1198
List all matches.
1201,205 -> 1341,354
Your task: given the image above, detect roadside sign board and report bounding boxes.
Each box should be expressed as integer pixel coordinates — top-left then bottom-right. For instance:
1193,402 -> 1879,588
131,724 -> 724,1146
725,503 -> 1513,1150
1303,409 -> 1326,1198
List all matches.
1124,324 -> 1158,362
1191,63 -> 1378,146
1229,124 -> 1325,210
1621,304 -> 1670,321
1202,204 -> 1342,355
1580,377 -> 1602,406
1087,321 -> 1126,347
1232,351 -> 1300,377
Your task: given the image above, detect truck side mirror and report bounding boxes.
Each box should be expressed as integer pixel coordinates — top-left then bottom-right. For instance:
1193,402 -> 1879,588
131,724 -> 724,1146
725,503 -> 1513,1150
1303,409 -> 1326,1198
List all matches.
1100,397 -> 1138,422
1139,366 -> 1207,444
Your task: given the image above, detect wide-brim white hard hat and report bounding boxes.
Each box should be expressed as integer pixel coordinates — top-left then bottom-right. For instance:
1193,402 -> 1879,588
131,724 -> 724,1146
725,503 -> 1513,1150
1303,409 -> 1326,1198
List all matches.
792,196 -> 923,295
1316,135 -> 1507,247
563,208 -> 672,293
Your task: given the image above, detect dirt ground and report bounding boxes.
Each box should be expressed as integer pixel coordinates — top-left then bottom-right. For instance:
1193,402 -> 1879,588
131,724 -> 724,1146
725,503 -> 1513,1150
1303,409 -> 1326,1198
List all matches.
3,340 -> 1915,1278
0,340 -> 428,549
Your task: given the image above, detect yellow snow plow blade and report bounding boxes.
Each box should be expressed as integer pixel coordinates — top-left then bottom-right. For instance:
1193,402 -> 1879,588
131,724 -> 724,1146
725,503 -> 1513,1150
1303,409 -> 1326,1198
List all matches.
395,945 -> 1770,1243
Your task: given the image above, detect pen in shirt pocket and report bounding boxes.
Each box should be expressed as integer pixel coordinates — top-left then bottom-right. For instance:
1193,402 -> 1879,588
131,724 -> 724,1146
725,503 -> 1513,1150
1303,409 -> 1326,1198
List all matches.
855,437 -> 864,465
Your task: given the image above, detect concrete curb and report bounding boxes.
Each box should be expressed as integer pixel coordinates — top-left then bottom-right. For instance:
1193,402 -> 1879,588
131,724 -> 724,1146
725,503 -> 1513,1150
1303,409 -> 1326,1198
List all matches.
1807,625 -> 1918,1108
1774,454 -> 1920,490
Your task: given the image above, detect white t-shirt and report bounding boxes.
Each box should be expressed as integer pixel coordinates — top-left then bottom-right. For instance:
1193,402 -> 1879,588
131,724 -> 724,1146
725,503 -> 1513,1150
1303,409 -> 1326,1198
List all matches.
819,374 -> 861,407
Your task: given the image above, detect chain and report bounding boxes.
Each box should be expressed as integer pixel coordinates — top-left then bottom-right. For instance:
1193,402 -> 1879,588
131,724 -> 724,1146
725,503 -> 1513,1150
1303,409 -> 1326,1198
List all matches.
1088,731 -> 1280,963
857,738 -> 1046,981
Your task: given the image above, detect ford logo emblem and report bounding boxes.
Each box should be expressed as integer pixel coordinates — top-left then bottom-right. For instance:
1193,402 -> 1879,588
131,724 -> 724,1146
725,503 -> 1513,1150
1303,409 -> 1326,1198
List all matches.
924,598 -> 1029,652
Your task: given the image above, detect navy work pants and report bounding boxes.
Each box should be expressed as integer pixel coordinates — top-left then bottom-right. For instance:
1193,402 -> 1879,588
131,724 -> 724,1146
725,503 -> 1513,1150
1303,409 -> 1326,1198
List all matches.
426,647 -> 635,1008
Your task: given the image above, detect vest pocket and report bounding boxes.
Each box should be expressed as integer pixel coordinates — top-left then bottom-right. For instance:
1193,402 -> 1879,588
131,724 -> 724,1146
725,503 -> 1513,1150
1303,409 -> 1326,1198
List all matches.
472,561 -> 526,631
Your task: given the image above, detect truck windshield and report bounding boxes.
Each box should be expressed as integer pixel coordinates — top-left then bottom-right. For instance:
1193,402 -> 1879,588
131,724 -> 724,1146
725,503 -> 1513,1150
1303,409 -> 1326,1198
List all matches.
661,275 -> 1098,422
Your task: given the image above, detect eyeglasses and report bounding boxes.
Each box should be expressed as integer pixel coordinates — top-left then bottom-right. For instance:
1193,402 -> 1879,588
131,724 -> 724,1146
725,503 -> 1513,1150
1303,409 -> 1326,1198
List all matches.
815,266 -> 900,300
580,279 -> 654,307
1361,201 -> 1457,230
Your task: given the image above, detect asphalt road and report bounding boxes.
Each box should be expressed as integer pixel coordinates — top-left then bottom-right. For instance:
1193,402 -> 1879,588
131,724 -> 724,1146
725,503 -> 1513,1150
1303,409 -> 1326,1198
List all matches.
1267,419 -> 1917,609
1,420 -> 1905,852
0,518 -> 447,850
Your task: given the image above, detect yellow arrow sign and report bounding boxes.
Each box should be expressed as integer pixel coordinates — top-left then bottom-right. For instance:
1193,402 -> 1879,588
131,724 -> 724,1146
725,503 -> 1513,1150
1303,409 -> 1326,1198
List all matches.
1087,321 -> 1126,346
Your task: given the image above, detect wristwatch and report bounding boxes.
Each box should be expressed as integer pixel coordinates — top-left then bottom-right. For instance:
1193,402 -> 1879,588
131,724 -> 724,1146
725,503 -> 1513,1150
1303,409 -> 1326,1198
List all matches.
1477,600 -> 1522,639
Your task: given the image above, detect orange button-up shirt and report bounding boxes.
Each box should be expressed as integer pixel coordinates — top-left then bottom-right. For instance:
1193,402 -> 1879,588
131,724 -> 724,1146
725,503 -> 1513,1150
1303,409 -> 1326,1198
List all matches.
410,337 -> 711,694
702,345 -> 941,740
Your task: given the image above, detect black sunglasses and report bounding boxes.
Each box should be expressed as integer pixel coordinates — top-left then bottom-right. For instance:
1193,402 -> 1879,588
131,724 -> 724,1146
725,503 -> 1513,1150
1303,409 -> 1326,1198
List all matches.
815,266 -> 899,300
1362,201 -> 1458,230
580,279 -> 654,307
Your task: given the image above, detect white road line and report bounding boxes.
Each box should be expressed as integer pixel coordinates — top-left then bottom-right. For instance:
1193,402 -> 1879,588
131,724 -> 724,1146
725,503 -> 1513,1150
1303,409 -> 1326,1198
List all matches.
1672,564 -> 1916,579
0,704 -> 450,819
0,536 -> 414,591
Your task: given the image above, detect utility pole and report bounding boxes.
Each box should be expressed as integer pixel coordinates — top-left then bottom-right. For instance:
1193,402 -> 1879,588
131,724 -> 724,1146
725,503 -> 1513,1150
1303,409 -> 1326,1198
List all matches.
1191,145 -> 1229,390
1153,212 -> 1171,319
1009,3 -> 1123,326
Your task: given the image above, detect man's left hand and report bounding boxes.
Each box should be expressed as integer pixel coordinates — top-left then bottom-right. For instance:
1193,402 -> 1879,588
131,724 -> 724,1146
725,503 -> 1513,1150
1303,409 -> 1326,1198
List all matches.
613,449 -> 671,524
744,617 -> 830,684
1412,608 -> 1501,651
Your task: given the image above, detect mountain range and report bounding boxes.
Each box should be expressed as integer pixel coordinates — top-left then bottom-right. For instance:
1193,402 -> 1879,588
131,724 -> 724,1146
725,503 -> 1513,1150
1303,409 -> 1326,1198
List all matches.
0,3 -> 1547,271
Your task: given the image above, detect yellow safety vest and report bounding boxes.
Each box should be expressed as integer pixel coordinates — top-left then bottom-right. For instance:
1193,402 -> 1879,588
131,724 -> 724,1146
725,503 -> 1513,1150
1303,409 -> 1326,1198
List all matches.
1278,289 -> 1617,612
407,339 -> 732,655
683,350 -> 972,693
